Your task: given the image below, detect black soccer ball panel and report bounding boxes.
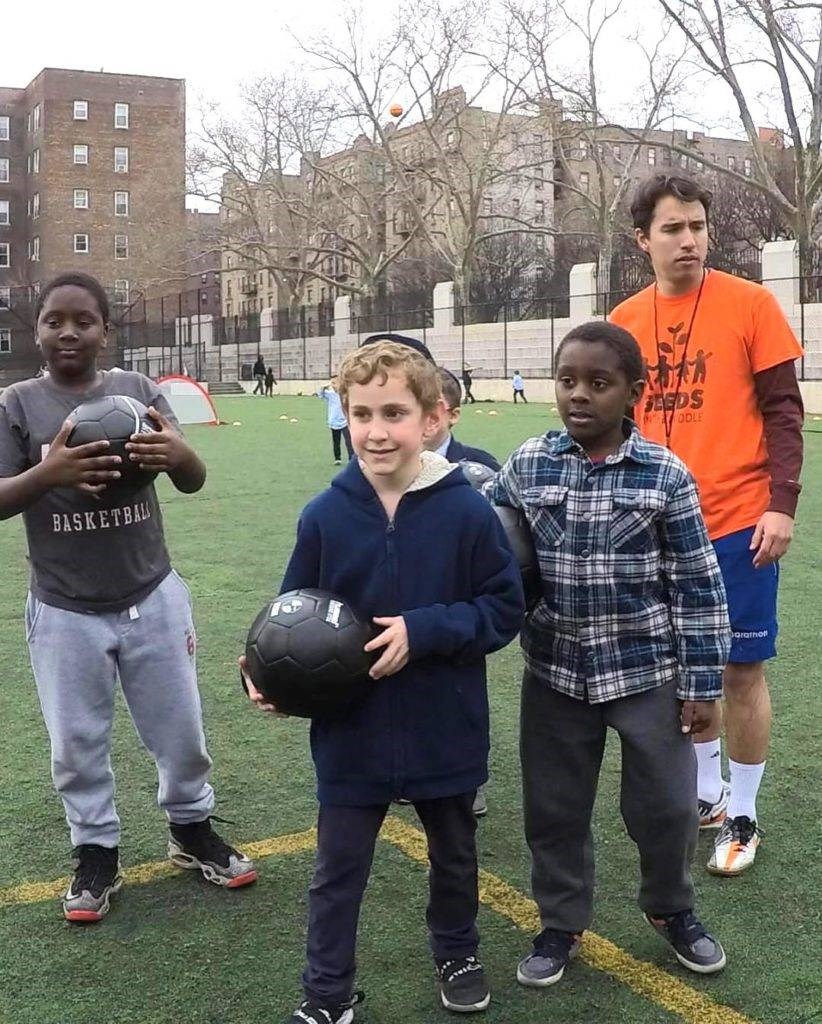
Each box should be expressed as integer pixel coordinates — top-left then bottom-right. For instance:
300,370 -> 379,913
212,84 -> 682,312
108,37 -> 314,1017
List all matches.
244,588 -> 376,717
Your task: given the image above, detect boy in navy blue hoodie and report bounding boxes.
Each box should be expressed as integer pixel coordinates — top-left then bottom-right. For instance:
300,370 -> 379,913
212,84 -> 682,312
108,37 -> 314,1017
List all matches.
243,341 -> 524,1023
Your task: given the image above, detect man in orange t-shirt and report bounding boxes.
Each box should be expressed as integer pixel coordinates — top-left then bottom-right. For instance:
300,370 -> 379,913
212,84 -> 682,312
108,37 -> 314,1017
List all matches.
611,174 -> 803,878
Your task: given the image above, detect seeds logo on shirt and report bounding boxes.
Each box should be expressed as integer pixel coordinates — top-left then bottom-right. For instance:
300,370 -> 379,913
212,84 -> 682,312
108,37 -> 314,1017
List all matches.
643,321 -> 714,418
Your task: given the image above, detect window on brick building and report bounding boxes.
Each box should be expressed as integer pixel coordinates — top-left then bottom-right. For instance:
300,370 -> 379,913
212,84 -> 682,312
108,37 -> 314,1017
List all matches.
744,158 -> 752,177
0,328 -> 10,353
728,155 -> 736,171
535,199 -> 545,222
0,117 -> 8,141
0,287 -> 10,309
114,103 -> 129,129
74,144 -> 88,165
32,149 -> 40,174
0,159 -> 8,183
114,147 -> 129,173
114,279 -> 129,305
31,236 -> 40,261
114,191 -> 129,216
73,100 -> 88,120
32,193 -> 40,218
580,171 -> 590,191
114,234 -> 128,259
0,200 -> 8,225
32,104 -> 41,131
0,243 -> 9,267
648,147 -> 656,166
74,189 -> 88,209
73,234 -> 89,254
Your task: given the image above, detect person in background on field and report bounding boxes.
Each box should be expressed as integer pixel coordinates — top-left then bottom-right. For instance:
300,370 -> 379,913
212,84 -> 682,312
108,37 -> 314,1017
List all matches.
317,378 -> 354,465
512,371 -> 528,403
265,366 -> 277,397
611,173 -> 804,877
425,367 -> 501,821
427,368 -> 501,473
252,355 -> 266,395
462,366 -> 476,404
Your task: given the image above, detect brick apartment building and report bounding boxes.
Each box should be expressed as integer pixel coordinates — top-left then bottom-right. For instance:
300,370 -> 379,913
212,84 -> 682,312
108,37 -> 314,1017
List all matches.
0,68 -> 186,383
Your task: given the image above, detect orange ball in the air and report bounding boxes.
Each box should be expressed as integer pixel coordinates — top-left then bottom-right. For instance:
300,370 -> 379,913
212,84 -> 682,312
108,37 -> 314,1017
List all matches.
389,104 -> 403,118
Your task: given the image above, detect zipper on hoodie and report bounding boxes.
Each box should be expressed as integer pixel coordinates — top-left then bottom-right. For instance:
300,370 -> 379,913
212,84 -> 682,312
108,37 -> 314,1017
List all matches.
383,512 -> 403,794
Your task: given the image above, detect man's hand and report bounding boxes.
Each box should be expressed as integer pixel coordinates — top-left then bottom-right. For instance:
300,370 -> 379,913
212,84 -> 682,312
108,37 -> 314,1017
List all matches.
42,418 -> 122,495
680,699 -> 717,735
365,616 -> 410,679
125,407 -> 189,473
750,510 -> 794,568
238,655 -> 288,717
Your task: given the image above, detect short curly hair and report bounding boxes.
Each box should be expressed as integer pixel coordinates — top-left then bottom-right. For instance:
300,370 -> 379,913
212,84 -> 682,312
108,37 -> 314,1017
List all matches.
338,341 -> 441,412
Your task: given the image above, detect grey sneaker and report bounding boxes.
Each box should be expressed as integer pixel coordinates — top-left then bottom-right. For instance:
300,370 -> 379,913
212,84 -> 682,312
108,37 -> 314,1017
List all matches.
644,910 -> 726,974
63,844 -> 123,923
472,785 -> 487,818
516,928 -> 581,987
168,818 -> 257,888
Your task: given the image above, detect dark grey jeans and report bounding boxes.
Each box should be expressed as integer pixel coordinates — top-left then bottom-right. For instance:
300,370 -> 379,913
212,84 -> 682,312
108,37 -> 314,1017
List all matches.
520,673 -> 698,933
303,793 -> 478,1004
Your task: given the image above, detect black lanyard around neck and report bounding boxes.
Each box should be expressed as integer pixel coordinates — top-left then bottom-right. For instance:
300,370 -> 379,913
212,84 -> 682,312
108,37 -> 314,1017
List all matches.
652,269 -> 707,447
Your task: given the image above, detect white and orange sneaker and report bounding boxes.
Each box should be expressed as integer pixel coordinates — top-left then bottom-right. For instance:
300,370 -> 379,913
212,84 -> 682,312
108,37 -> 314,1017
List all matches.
707,815 -> 761,876
698,782 -> 730,830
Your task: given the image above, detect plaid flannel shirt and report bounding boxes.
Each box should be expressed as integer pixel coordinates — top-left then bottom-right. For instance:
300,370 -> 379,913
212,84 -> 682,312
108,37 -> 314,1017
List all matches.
487,426 -> 730,703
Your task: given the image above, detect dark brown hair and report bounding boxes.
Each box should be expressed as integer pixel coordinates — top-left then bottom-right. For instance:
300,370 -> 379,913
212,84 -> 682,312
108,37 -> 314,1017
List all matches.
630,174 -> 712,236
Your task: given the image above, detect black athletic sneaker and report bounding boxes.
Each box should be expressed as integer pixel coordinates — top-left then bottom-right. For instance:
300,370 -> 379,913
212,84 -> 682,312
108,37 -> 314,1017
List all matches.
285,991 -> 363,1024
437,956 -> 490,1012
644,909 -> 727,974
516,928 -> 582,986
168,818 -> 257,888
63,844 -> 124,923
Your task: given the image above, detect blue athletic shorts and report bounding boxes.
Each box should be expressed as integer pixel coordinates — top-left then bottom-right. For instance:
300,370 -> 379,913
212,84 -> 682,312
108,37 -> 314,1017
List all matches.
712,525 -> 779,663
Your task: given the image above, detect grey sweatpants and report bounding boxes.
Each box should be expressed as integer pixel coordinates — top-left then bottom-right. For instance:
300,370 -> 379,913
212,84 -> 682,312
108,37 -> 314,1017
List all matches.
25,570 -> 214,848
521,673 -> 698,933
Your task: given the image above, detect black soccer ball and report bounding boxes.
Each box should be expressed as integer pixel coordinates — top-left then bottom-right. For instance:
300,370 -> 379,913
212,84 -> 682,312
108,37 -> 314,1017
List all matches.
67,395 -> 158,492
493,505 -> 541,612
460,460 -> 497,489
244,588 -> 377,718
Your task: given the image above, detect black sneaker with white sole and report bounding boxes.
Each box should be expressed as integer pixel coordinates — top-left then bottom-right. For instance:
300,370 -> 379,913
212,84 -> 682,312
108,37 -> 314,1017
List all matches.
516,928 -> 581,987
437,956 -> 490,1013
63,844 -> 124,923
285,991 -> 363,1024
168,818 -> 258,888
644,909 -> 727,974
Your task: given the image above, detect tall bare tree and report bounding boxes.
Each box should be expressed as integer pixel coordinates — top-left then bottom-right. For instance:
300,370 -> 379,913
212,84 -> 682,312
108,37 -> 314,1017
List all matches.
656,0 -> 822,273
507,0 -> 685,300
297,0 -> 557,306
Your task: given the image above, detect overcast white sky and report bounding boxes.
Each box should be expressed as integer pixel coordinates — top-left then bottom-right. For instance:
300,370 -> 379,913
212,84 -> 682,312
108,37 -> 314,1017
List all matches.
4,0 -> 785,210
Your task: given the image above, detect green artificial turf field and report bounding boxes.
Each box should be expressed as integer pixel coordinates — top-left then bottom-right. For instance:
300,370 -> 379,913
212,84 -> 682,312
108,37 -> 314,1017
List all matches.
0,394 -> 819,1024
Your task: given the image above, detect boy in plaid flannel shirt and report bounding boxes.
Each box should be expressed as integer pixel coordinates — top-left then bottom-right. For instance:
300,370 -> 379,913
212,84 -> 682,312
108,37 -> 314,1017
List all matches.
486,321 -> 731,984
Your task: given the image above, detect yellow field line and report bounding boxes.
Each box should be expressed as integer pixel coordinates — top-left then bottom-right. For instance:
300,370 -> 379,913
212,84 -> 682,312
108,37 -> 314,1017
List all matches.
0,827 -> 316,909
0,817 -> 755,1024
380,816 -> 756,1024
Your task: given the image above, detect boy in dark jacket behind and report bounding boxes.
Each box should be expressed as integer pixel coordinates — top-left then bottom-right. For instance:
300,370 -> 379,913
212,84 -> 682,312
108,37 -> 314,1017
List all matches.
243,341 -> 524,1023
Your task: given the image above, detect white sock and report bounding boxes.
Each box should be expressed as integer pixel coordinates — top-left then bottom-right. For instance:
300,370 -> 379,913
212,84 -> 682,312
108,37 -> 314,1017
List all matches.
726,760 -> 766,822
695,739 -> 724,804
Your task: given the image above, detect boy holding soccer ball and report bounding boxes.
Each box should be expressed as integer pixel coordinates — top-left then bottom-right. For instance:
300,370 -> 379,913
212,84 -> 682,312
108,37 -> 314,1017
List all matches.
0,273 -> 256,923
243,340 -> 524,1022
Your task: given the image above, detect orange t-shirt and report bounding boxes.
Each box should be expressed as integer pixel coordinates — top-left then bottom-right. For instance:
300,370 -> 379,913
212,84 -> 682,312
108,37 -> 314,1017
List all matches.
610,269 -> 803,540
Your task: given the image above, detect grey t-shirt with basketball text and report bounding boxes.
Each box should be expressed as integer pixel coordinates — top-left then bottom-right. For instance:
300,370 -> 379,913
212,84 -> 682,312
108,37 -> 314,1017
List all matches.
0,370 -> 182,613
